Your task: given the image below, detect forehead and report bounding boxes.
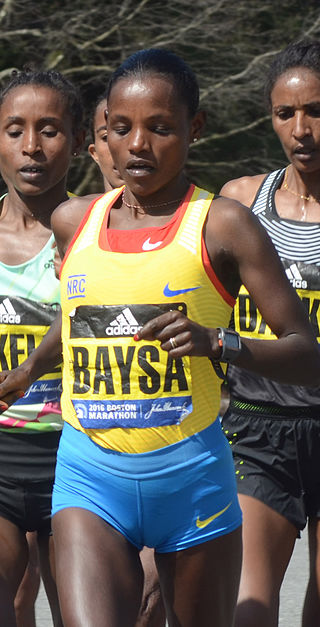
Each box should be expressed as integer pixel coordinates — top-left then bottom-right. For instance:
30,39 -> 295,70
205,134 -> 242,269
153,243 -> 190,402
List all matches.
271,67 -> 320,104
108,74 -> 184,115
0,85 -> 69,119
94,99 -> 107,126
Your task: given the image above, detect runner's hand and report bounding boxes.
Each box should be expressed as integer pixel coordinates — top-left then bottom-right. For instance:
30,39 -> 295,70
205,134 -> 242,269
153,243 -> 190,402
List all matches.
134,310 -> 221,359
0,367 -> 30,412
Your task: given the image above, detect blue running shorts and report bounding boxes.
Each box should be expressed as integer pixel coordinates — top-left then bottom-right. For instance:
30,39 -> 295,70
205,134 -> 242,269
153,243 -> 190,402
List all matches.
53,419 -> 242,552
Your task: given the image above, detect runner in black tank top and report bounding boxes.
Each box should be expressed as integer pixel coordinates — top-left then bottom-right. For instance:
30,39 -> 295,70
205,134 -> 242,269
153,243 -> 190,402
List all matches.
222,40 -> 320,627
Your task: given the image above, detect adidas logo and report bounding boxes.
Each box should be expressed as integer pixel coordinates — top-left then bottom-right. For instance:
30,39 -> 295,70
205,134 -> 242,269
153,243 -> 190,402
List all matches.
0,298 -> 21,324
285,264 -> 307,290
105,307 -> 142,336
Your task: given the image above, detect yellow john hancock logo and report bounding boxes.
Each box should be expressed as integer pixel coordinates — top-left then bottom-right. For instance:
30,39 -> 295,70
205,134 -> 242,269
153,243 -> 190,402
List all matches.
196,502 -> 232,529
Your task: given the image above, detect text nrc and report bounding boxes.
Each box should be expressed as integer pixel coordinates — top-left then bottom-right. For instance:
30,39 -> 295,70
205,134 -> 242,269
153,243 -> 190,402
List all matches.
67,274 -> 87,299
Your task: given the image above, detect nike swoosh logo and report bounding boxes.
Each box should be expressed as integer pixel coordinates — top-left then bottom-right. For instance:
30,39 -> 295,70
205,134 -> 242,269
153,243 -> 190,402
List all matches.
163,283 -> 201,297
196,502 -> 232,529
142,238 -> 163,251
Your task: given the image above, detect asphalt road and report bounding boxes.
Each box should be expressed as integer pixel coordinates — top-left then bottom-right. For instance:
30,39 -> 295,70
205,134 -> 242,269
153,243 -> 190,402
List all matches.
279,529 -> 308,627
36,531 -> 309,626
35,583 -> 53,626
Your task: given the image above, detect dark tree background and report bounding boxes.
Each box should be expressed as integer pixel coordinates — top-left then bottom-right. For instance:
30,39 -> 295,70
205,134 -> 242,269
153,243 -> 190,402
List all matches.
0,0 -> 320,195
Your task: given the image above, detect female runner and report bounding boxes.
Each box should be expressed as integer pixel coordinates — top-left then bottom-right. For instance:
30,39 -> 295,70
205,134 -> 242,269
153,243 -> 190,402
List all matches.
51,95 -> 166,627
0,68 -> 83,626
88,96 -> 124,191
89,95 -> 166,627
221,40 -> 320,627
0,49 -> 319,627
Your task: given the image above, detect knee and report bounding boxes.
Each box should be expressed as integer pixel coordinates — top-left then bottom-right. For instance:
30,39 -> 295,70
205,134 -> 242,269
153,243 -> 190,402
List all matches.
137,583 -> 166,627
137,546 -> 166,626
14,562 -> 41,613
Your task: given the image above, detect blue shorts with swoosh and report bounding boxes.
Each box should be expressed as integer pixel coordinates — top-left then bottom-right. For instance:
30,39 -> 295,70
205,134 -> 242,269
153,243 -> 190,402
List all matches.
52,419 -> 242,552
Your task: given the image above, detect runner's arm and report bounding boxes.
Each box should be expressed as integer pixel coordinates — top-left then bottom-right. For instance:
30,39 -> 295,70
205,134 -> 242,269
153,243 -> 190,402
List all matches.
138,197 -> 320,386
0,194 -> 92,407
0,311 -> 62,408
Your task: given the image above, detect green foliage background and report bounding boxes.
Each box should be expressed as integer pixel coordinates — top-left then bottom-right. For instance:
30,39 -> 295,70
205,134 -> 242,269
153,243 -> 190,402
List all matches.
0,0 -> 320,194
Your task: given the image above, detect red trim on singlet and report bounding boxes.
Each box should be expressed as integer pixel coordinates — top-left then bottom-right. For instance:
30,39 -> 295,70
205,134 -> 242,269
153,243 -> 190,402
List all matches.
98,184 -> 195,252
60,185 -> 234,307
201,239 -> 235,308
100,184 -> 234,307
59,193 -> 111,278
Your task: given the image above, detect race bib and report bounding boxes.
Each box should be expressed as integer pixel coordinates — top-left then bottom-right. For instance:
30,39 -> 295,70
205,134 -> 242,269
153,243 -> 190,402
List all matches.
67,303 -> 193,429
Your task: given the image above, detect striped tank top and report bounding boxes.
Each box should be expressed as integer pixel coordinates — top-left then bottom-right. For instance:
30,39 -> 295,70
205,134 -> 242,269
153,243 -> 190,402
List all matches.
228,168 -> 320,408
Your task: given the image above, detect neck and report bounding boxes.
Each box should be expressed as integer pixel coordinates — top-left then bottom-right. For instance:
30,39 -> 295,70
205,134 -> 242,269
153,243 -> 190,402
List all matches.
6,183 -> 69,229
122,178 -> 190,218
283,165 -> 320,202
103,178 -> 114,193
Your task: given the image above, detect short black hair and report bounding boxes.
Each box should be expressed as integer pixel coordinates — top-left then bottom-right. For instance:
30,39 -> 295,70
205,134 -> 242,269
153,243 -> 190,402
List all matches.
0,67 -> 83,133
107,48 -> 199,117
89,94 -> 107,143
265,40 -> 320,108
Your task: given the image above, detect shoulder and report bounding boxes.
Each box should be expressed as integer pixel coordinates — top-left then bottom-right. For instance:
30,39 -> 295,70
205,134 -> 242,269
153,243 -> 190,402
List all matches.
219,173 -> 267,207
204,195 -> 274,298
51,194 -> 101,229
207,194 -> 271,255
51,193 -> 102,257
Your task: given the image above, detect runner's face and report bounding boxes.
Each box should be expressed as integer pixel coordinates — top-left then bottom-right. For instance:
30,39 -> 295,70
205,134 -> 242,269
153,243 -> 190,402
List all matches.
0,85 -> 75,196
271,68 -> 320,173
106,74 -> 195,199
89,99 -> 123,189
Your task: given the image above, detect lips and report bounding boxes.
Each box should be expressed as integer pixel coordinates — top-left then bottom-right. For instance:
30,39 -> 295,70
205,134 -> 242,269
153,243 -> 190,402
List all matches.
19,165 -> 46,182
293,145 -> 314,155
20,165 -> 44,174
126,159 -> 154,176
292,145 -> 316,163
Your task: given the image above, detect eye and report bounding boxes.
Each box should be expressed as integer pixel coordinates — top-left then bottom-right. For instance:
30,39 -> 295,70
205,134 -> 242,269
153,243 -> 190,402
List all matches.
7,130 -> 22,137
99,133 -> 108,143
41,128 -> 58,137
6,126 -> 23,137
113,126 -> 129,136
152,126 -> 170,135
305,104 -> 320,118
274,108 -> 294,121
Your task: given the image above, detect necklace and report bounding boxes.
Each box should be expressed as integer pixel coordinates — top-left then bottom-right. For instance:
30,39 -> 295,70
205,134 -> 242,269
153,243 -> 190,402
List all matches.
122,189 -> 184,211
283,166 -> 319,222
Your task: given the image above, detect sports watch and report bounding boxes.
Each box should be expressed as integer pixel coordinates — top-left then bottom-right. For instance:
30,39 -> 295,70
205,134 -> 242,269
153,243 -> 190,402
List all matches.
216,327 -> 242,363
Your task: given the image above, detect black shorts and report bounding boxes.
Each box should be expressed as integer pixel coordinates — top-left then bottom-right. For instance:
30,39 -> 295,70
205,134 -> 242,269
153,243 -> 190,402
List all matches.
0,430 -> 61,533
222,399 -> 320,530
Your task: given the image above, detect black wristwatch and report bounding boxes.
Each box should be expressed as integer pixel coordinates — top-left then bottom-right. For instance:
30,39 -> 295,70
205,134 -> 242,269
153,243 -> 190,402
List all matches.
217,327 -> 242,363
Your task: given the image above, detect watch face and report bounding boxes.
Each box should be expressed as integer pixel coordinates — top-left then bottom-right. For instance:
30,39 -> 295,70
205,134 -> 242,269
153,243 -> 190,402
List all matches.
226,332 -> 241,350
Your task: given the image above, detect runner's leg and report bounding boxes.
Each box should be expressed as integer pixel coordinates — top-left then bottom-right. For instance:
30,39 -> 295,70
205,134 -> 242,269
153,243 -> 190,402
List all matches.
14,531 -> 40,627
38,532 -> 63,627
156,526 -> 242,627
137,546 -> 166,627
235,494 -> 297,627
302,516 -> 320,626
53,507 -> 144,627
0,516 -> 29,627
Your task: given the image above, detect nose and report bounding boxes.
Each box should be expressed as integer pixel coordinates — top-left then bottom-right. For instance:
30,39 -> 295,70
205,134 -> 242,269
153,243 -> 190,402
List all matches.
128,126 -> 149,153
292,110 -> 311,140
22,128 -> 41,156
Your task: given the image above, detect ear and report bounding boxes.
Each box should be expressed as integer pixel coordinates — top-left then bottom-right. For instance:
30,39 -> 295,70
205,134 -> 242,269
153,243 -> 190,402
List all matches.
72,128 -> 86,157
190,109 -> 206,144
88,143 -> 100,166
